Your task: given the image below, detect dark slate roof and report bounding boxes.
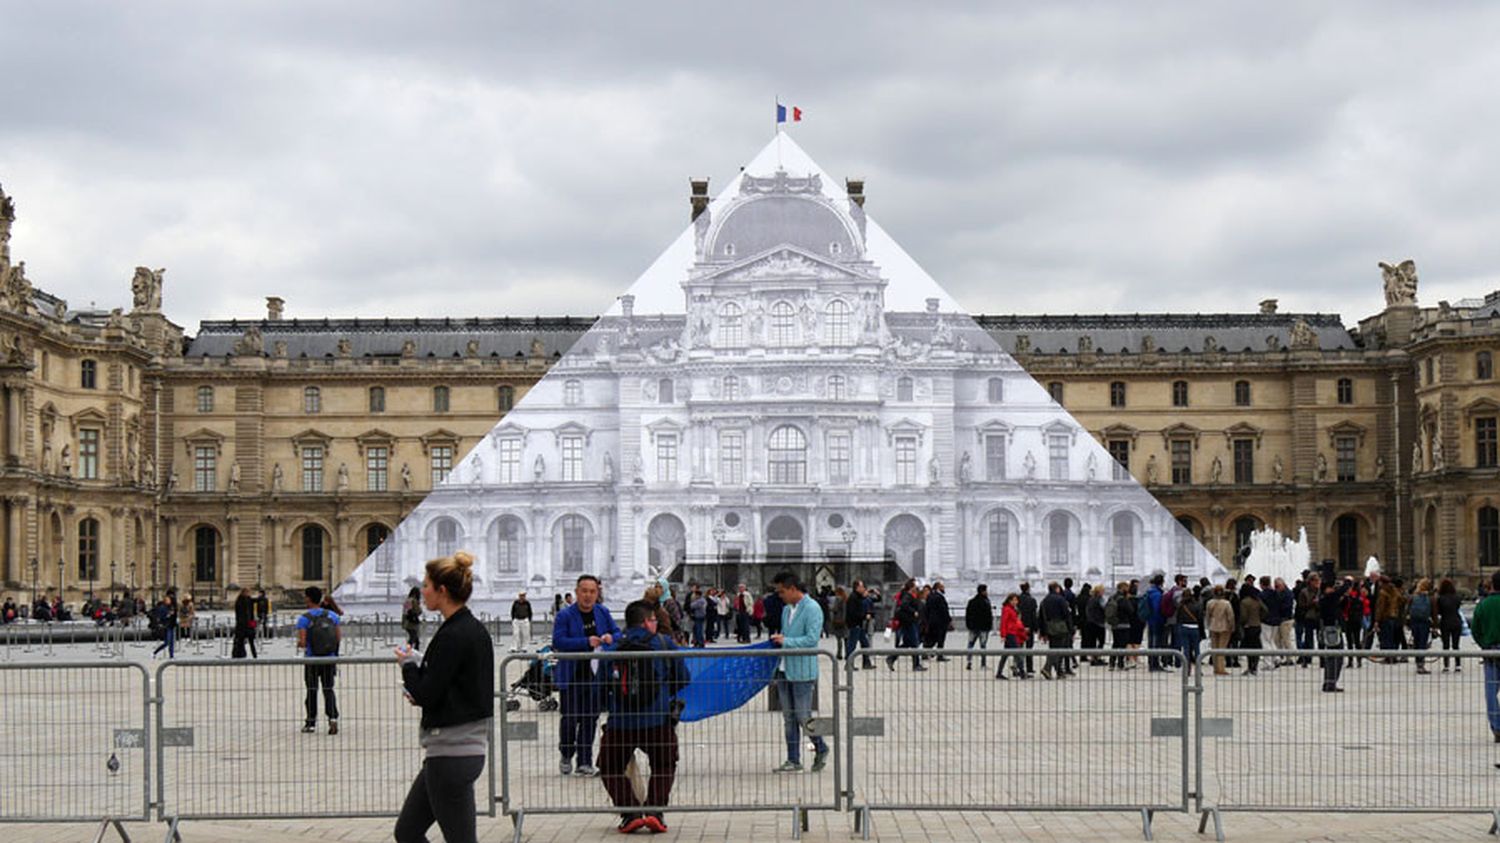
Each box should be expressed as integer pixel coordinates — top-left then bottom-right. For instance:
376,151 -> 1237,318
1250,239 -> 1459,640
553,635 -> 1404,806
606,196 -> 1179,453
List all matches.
185,317 -> 596,359
971,313 -> 1357,354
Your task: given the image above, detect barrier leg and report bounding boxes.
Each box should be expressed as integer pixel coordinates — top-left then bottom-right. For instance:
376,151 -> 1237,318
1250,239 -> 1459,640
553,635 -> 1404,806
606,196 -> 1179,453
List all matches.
510,809 -> 525,843
1196,808 -> 1223,842
1489,808 -> 1498,835
160,817 -> 182,843
859,806 -> 872,841
1141,808 -> 1153,841
90,818 -> 131,843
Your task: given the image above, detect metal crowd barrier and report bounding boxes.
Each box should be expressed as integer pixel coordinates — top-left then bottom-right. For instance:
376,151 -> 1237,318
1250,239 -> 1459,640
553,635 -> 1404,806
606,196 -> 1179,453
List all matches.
1194,647 -> 1500,841
496,648 -> 840,842
153,657 -> 493,839
0,661 -> 151,840
846,646 -> 1189,840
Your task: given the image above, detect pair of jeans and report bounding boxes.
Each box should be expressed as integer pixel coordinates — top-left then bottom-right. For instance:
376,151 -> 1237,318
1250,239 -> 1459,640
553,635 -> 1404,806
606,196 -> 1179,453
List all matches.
1110,627 -> 1132,669
965,630 -> 990,666
1410,620 -> 1431,667
1177,626 -> 1202,673
1320,626 -> 1345,689
303,664 -> 339,724
598,724 -> 678,813
775,678 -> 826,764
152,626 -> 176,658
845,626 -> 871,664
394,755 -> 485,843
1440,629 -> 1463,668
691,618 -> 705,648
886,625 -> 921,669
1147,624 -> 1169,671
1295,620 -> 1316,664
1484,650 -> 1500,734
995,634 -> 1025,677
558,682 -> 601,766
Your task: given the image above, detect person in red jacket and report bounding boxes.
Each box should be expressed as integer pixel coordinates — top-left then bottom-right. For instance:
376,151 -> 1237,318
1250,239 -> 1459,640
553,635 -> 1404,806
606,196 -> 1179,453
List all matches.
994,593 -> 1031,680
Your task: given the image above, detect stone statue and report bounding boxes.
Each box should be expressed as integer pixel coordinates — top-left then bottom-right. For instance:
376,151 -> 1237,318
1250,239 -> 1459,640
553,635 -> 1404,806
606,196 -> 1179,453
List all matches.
401,339 -> 416,358
1379,259 -> 1418,306
336,338 -> 352,357
167,469 -> 178,492
107,308 -> 129,331
747,300 -> 765,341
400,462 -> 412,491
1375,454 -> 1386,480
1272,454 -> 1284,483
1086,452 -> 1098,481
1210,456 -> 1223,485
1315,453 -> 1328,483
533,454 -> 545,481
42,438 -> 53,474
1145,454 -> 1159,485
1412,440 -> 1423,475
1023,450 -> 1037,480
1289,319 -> 1318,351
1014,334 -> 1031,354
1432,435 -> 1445,470
3,260 -> 33,313
60,444 -> 72,476
233,326 -> 263,356
932,315 -> 954,347
465,339 -> 480,357
270,462 -> 283,494
126,437 -> 138,482
272,340 -> 287,358
1077,335 -> 1093,354
957,451 -> 972,484
143,454 -> 155,487
603,451 -> 615,484
130,267 -> 164,311
0,183 -> 14,263
631,453 -> 645,485
1140,334 -> 1156,354
336,463 -> 349,491
928,454 -> 940,485
1203,336 -> 1219,353
228,461 -> 241,493
530,337 -> 546,357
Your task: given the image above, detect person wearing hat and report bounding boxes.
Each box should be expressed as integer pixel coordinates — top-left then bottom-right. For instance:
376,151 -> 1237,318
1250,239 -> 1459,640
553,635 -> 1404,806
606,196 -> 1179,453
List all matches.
510,591 -> 534,652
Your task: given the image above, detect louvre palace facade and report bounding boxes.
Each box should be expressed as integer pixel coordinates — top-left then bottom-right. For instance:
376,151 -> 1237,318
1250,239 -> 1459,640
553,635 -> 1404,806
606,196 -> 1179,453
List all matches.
1,179 -> 1497,604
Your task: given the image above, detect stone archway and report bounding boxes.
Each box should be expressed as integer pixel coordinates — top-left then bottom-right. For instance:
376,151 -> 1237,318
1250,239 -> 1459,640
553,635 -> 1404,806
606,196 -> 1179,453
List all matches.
766,515 -> 804,563
647,513 -> 687,575
884,514 -> 926,579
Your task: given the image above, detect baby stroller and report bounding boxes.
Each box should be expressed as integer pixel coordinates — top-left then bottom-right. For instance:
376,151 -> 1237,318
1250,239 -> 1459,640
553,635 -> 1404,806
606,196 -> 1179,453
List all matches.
504,647 -> 558,712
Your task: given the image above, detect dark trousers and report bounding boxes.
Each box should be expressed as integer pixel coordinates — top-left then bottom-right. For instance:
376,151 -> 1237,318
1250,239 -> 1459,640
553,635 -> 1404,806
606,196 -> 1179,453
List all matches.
394,755 -> 485,843
1110,627 -> 1131,669
1147,624 -> 1169,671
845,626 -> 872,665
1411,621 -> 1431,667
559,683 -> 600,766
691,618 -> 705,648
995,634 -> 1025,677
1021,631 -> 1035,674
303,664 -> 338,724
231,628 -> 257,659
1295,620 -> 1316,664
1320,626 -> 1344,689
1440,628 -> 1463,668
1241,626 -> 1262,673
598,724 -> 678,814
886,624 -> 922,669
735,612 -> 751,643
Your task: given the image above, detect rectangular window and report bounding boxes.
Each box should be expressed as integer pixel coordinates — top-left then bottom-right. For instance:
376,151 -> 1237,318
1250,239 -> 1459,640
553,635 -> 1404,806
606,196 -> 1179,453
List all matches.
1049,433 -> 1069,480
194,445 -> 216,492
78,520 -> 99,580
1048,381 -> 1064,404
719,431 -> 744,484
433,386 -> 450,413
303,387 -> 321,414
302,446 -> 324,492
656,434 -> 678,483
561,435 -> 583,482
1172,381 -> 1189,407
1108,439 -> 1130,481
432,445 -> 455,486
197,387 -> 214,413
81,360 -> 97,390
496,440 -> 519,484
1171,440 -> 1192,485
301,529 -> 324,582
1335,436 -> 1357,482
1233,439 -> 1254,484
369,387 -> 385,413
895,436 -> 917,485
827,431 -> 851,485
78,429 -> 100,479
366,446 -> 388,491
1109,382 -> 1126,408
1234,381 -> 1252,406
985,435 -> 1006,481
1337,379 -> 1354,404
1476,418 -> 1498,469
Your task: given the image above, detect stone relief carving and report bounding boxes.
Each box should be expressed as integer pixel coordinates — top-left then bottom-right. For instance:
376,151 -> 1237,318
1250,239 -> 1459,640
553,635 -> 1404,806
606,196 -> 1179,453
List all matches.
130,266 -> 164,311
400,463 -> 412,491
271,462 -> 284,494
1210,456 -> 1223,485
1379,259 -> 1418,306
1314,453 -> 1328,483
1145,454 -> 1159,485
1289,319 -> 1318,351
234,326 -> 264,356
1272,454 -> 1284,483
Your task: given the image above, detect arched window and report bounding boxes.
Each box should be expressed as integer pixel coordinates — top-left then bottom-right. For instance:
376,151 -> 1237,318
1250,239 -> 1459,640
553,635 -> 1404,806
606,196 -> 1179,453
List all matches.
1336,378 -> 1354,405
1479,351 -> 1494,381
498,385 -> 515,412
769,301 -> 797,347
196,386 -> 214,413
718,303 -> 744,348
722,375 -> 740,401
1234,380 -> 1252,406
301,524 -> 326,581
365,523 -> 390,557
1172,380 -> 1190,408
368,386 -> 386,413
767,425 -> 808,484
824,300 -> 852,346
828,374 -> 847,401
78,518 -> 100,580
987,378 -> 1004,403
986,510 -> 1012,568
303,386 -> 321,414
1110,512 -> 1139,569
193,525 -> 218,583
433,518 -> 459,558
432,385 -> 450,413
1480,506 -> 1499,568
1233,515 -> 1263,568
658,379 -> 674,404
1048,511 -> 1074,567
897,377 -> 914,402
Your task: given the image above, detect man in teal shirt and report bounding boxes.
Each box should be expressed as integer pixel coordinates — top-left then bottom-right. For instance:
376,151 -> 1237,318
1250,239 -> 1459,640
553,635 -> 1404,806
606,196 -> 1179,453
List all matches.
1473,570 -> 1500,747
770,570 -> 828,773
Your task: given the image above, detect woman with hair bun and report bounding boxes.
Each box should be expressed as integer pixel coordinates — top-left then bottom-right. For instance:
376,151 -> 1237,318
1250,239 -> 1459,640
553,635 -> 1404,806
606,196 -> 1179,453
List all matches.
393,550 -> 495,843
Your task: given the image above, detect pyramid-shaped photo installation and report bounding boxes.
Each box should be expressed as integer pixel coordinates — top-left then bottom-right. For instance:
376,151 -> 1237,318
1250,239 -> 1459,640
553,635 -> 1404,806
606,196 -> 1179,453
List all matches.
336,135 -> 1226,610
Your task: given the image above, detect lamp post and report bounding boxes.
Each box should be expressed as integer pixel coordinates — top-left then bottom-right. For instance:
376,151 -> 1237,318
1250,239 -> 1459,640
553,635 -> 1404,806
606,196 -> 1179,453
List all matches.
109,560 -> 117,604
127,561 -> 136,597
30,557 -> 38,605
57,556 -> 64,607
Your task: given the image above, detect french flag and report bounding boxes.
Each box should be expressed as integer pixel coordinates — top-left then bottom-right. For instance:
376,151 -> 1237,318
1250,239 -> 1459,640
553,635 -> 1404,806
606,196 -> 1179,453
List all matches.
776,102 -> 802,124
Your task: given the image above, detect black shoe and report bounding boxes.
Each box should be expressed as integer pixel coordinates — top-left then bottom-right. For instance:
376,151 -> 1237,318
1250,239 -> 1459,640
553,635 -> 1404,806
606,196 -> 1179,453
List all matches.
886,660 -> 895,672
301,723 -> 316,734
995,673 -> 1009,680
912,664 -> 928,671
862,660 -> 875,670
935,656 -> 950,662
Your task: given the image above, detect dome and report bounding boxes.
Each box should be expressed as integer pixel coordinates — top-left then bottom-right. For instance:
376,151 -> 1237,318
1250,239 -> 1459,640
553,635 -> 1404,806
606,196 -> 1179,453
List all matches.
707,192 -> 860,261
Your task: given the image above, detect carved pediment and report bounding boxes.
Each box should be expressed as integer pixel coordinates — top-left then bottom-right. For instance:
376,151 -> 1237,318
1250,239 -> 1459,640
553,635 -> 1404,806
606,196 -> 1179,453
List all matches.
182,427 -> 225,456
289,428 -> 331,457
1100,423 -> 1140,448
644,417 -> 684,444
1161,422 -> 1201,449
1042,419 -> 1079,445
1463,396 -> 1500,425
976,419 -> 1016,444
69,407 -> 108,435
355,428 -> 396,456
885,417 -> 928,446
1325,420 -> 1368,448
552,420 -> 593,446
1224,422 -> 1265,448
699,245 -> 871,285
480,424 -> 522,449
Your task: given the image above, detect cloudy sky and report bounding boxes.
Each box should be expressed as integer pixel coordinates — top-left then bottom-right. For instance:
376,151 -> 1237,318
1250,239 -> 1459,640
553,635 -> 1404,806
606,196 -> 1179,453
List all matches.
3,3 -> 1499,332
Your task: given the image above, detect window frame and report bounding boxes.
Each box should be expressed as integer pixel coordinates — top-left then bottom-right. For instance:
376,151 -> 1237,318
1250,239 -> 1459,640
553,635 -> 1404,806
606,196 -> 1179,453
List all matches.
366,445 -> 389,492
432,385 -> 450,413
302,445 -> 324,492
368,386 -> 386,413
78,428 -> 100,480
196,386 -> 214,414
80,359 -> 97,390
1171,380 -> 1189,408
303,386 -> 322,414
1170,439 -> 1192,485
1109,381 -> 1127,408
1234,380 -> 1252,407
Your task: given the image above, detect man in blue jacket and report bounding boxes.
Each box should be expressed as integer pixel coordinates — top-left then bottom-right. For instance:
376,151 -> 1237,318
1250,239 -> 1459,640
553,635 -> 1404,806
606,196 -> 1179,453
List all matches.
551,574 -> 620,777
770,570 -> 828,773
1144,575 -> 1168,672
597,600 -> 689,834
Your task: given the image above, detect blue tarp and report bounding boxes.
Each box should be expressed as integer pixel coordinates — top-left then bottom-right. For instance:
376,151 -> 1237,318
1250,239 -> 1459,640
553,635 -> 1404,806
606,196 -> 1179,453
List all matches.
676,642 -> 780,723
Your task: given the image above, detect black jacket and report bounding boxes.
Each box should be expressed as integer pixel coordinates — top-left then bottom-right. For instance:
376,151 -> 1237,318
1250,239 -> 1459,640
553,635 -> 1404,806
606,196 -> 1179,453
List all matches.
1437,593 -> 1464,633
233,594 -> 256,632
964,595 -> 993,632
845,593 -> 871,628
401,606 -> 495,730
923,591 -> 951,631
1017,592 -> 1039,629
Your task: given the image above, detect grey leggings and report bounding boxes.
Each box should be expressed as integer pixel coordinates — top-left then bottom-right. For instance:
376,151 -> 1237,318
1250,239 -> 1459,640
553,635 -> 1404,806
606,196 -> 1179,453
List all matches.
394,755 -> 485,843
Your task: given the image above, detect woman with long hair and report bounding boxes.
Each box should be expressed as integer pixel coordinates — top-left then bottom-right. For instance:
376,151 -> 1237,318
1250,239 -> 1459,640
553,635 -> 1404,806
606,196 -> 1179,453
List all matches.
401,586 -> 422,649
393,551 -> 494,843
1435,578 -> 1463,672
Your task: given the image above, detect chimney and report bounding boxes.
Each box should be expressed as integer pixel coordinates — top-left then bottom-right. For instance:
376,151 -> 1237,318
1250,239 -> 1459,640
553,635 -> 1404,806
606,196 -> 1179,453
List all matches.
845,178 -> 865,208
689,178 -> 710,222
266,296 -> 285,321
1259,299 -> 1278,314
619,294 -> 635,319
